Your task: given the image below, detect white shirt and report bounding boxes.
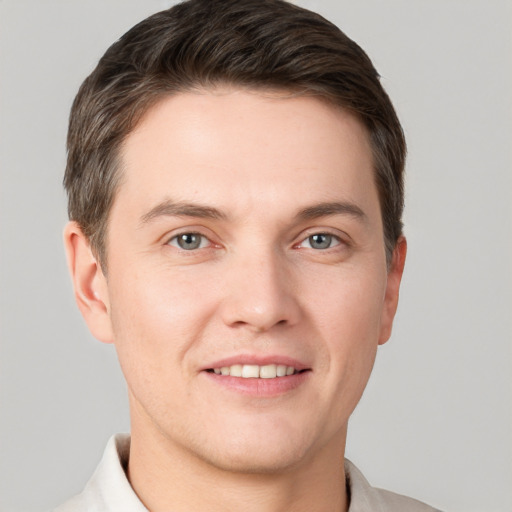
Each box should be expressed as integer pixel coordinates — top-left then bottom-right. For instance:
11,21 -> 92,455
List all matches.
54,434 -> 441,512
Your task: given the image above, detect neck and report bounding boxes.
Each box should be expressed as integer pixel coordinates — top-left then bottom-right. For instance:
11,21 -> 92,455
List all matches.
127,408 -> 348,512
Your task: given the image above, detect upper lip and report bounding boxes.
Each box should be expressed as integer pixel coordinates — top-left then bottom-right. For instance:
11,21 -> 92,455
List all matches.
202,354 -> 310,372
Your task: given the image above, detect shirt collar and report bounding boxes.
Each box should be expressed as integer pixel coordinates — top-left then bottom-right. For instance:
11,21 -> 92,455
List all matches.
71,433 -> 389,512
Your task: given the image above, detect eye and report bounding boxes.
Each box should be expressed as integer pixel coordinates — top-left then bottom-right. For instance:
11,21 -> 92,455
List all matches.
300,233 -> 341,250
168,232 -> 210,251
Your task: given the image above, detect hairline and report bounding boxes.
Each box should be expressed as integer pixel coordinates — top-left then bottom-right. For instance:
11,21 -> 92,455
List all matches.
91,83 -> 396,274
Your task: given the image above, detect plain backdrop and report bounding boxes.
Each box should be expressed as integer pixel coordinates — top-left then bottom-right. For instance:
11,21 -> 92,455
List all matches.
0,1 -> 511,511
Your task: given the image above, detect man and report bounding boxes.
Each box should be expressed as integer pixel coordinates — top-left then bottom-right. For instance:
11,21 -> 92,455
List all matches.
57,0 -> 441,510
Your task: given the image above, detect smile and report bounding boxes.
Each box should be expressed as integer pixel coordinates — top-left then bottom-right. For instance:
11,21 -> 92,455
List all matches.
208,364 -> 303,379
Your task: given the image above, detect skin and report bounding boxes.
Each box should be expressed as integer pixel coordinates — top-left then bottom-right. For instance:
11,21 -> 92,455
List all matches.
65,88 -> 406,512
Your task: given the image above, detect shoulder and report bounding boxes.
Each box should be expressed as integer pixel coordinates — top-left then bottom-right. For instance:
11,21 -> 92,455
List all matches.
345,459 -> 443,512
53,492 -> 97,512
53,434 -> 147,512
369,487 -> 442,512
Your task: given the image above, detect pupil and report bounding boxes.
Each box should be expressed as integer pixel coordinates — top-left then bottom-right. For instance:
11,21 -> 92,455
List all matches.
178,233 -> 200,250
310,234 -> 331,249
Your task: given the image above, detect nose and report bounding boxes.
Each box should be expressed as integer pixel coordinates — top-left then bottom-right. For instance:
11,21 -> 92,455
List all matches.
219,248 -> 301,333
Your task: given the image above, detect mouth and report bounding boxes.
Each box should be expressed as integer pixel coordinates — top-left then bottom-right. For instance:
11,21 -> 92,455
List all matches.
202,358 -> 311,397
206,364 -> 308,379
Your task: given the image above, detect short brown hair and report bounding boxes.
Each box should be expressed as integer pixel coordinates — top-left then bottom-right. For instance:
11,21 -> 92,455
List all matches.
64,0 -> 406,269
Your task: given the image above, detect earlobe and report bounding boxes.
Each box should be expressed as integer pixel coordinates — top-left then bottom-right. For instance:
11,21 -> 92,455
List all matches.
378,236 -> 407,345
63,221 -> 114,344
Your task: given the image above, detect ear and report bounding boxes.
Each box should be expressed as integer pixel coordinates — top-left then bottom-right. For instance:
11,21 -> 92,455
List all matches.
63,221 -> 114,344
378,236 -> 407,345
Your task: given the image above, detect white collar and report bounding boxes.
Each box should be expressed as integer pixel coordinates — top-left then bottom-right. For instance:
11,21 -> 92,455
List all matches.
55,433 -> 439,512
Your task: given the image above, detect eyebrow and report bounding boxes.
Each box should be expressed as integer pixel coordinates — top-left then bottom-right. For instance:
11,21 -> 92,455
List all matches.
139,199 -> 228,225
139,198 -> 367,227
296,201 -> 368,223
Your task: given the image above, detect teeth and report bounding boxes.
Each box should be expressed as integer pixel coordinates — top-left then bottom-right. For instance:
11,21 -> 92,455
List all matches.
242,365 -> 260,378
259,364 -> 277,379
212,364 -> 299,378
230,364 -> 243,377
276,365 -> 287,377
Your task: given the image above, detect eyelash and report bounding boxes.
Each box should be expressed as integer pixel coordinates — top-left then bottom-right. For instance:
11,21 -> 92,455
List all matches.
167,232 -> 212,251
297,233 -> 343,250
166,230 -> 346,252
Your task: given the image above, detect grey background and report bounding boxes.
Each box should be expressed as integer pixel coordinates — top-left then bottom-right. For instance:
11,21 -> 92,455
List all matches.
0,1 -> 510,511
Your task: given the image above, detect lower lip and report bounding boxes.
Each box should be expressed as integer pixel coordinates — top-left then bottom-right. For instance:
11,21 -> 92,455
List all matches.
202,371 -> 310,397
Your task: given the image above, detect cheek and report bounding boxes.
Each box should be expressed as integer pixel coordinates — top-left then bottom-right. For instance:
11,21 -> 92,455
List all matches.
305,260 -> 386,338
306,265 -> 386,398
107,265 -> 219,385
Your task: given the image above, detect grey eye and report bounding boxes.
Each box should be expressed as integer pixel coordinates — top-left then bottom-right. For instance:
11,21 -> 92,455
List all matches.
174,233 -> 204,250
308,233 -> 333,249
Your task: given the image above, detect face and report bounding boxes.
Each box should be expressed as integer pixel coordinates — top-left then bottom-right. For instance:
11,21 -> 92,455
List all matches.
70,88 -> 405,474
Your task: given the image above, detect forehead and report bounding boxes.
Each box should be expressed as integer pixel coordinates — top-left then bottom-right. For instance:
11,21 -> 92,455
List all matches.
115,88 -> 378,221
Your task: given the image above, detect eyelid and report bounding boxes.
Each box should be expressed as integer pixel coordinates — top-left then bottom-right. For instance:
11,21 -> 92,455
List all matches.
298,234 -> 341,250
293,228 -> 350,249
161,226 -> 350,251
167,231 -> 211,250
163,226 -> 219,249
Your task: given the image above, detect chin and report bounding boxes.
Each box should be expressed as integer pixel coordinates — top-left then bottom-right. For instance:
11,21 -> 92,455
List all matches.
201,442 -> 308,475
187,421 -> 317,475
